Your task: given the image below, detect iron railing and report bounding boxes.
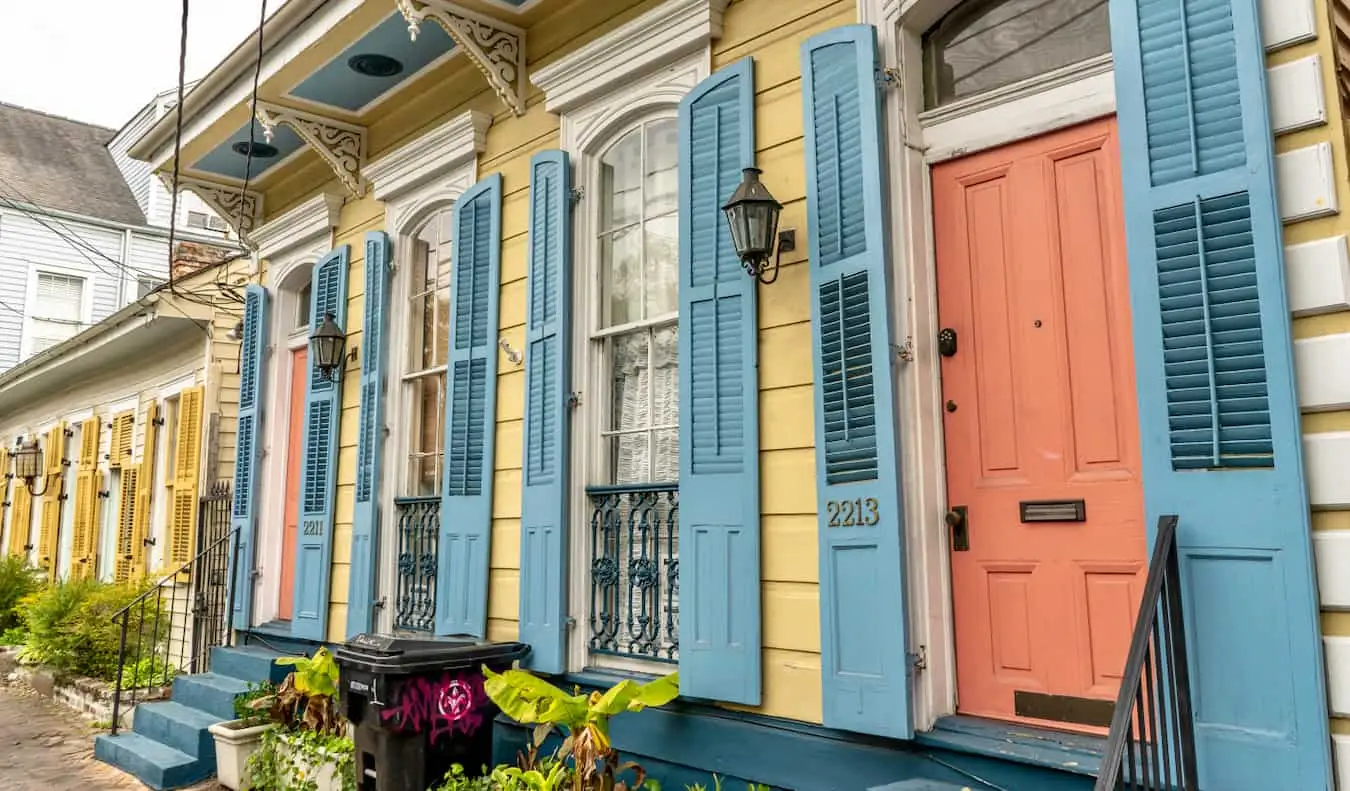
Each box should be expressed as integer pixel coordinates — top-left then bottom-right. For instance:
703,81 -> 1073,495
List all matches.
109,483 -> 236,735
587,483 -> 678,662
1095,515 -> 1198,790
394,496 -> 439,633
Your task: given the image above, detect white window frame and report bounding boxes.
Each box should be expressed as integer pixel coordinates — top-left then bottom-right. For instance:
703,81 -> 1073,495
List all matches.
23,266 -> 93,360
366,109 -> 487,634
56,409 -> 92,581
249,191 -> 343,627
536,0 -> 718,672
863,0 -> 1120,731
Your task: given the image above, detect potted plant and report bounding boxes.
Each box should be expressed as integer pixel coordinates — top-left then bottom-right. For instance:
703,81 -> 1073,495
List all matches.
244,647 -> 355,791
208,681 -> 277,791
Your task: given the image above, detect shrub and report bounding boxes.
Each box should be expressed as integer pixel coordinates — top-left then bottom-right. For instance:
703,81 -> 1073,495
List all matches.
0,556 -> 40,632
19,577 -> 163,681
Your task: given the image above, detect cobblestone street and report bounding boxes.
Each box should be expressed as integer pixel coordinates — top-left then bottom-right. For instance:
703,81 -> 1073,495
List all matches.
0,685 -> 217,791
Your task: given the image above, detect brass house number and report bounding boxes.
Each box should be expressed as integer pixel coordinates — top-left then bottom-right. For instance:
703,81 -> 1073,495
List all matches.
826,498 -> 880,527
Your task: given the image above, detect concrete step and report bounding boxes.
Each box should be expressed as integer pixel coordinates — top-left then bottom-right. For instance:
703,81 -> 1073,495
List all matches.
94,732 -> 213,791
132,700 -> 220,761
210,644 -> 292,685
171,672 -> 250,720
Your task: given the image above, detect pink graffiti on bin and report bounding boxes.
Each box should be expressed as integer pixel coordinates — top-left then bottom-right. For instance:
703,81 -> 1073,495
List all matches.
380,671 -> 487,743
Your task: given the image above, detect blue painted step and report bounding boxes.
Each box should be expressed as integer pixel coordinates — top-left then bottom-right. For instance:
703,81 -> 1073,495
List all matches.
171,672 -> 251,720
94,732 -> 213,791
97,645 -> 291,790
871,783 -> 975,791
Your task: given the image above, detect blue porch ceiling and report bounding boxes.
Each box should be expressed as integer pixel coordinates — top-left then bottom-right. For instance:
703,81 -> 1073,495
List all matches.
288,12 -> 457,113
191,119 -> 304,182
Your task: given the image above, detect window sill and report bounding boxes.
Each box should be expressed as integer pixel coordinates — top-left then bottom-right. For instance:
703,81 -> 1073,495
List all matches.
914,715 -> 1104,778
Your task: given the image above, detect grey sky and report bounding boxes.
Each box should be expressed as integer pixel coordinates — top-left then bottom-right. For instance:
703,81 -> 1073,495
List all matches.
0,0 -> 265,130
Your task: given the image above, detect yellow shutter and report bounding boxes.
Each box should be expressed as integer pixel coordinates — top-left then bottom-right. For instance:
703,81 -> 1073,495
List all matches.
131,402 -> 158,579
113,468 -> 139,583
70,418 -> 101,580
108,411 -> 134,469
168,387 -> 204,571
36,423 -> 65,575
0,447 -> 8,552
9,486 -> 30,558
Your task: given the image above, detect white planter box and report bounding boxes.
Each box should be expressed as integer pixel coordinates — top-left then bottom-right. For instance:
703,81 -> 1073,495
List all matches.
207,720 -> 276,791
276,732 -> 345,791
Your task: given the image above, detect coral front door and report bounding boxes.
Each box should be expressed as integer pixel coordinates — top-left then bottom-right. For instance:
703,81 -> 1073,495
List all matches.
278,346 -> 307,622
933,117 -> 1146,731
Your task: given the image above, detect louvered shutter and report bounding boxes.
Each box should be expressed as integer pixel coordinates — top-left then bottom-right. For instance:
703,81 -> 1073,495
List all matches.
673,59 -> 762,705
131,402 -> 158,578
1112,1 -> 1329,785
800,25 -> 911,739
231,284 -> 269,628
518,151 -> 573,673
108,411 -> 134,469
348,232 -> 392,638
113,468 -> 140,583
168,386 -> 204,572
0,448 -> 9,554
71,417 -> 100,580
436,174 -> 502,638
292,246 -> 350,642
9,486 -> 31,558
37,423 -> 66,575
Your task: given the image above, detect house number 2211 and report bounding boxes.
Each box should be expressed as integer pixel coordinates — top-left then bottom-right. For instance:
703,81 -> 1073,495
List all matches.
826,498 -> 880,527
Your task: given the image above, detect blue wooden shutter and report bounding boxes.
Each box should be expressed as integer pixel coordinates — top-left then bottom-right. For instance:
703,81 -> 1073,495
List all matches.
347,231 -> 391,638
1111,0 -> 1329,785
231,284 -> 269,630
676,57 -> 762,705
291,246 -> 351,642
436,173 -> 503,638
518,152 -> 573,672
801,25 -> 910,739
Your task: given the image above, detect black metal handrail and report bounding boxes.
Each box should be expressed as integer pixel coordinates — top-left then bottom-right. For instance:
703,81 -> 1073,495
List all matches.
109,483 -> 237,735
1095,515 -> 1199,790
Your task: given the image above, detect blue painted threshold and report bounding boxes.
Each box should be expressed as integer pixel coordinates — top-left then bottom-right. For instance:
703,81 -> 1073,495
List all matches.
94,645 -> 291,791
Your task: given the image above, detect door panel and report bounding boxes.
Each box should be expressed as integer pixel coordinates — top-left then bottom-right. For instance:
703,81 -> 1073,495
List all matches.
934,117 -> 1146,731
277,346 -> 307,622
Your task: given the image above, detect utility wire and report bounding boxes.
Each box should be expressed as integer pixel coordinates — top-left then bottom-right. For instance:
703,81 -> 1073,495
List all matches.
238,0 -> 268,234
165,0 -> 191,297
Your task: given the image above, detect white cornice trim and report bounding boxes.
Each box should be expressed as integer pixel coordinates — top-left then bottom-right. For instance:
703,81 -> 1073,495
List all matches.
530,0 -> 728,115
367,109 -> 491,204
250,191 -> 343,261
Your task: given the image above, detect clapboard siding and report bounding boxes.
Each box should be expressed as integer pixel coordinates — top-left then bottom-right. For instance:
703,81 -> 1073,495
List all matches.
107,102 -> 157,220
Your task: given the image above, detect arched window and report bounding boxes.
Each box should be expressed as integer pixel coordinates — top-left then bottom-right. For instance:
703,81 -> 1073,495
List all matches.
922,0 -> 1110,109
402,208 -> 454,496
592,116 -> 680,486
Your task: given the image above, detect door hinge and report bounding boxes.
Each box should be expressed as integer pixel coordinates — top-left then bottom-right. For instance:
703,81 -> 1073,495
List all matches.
877,66 -> 902,89
565,616 -> 577,630
908,645 -> 927,674
372,596 -> 387,609
566,391 -> 582,409
892,337 -> 914,364
569,187 -> 584,207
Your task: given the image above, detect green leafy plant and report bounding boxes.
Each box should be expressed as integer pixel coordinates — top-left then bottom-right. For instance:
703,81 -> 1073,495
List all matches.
482,665 -> 679,791
246,647 -> 345,734
233,680 -> 276,726
685,777 -> 771,791
17,577 -> 164,681
245,726 -> 356,791
118,655 -> 177,689
0,625 -> 27,646
0,556 -> 39,632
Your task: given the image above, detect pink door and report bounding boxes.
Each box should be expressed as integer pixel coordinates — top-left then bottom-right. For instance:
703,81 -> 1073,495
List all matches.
277,347 -> 307,622
933,118 -> 1147,731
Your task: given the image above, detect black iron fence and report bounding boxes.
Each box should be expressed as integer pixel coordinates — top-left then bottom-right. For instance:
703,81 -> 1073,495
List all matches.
108,482 -> 235,735
394,496 -> 439,633
1095,515 -> 1199,790
586,483 -> 679,663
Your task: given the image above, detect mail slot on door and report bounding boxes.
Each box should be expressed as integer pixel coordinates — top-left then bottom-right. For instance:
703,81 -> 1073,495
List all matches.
1019,499 -> 1086,523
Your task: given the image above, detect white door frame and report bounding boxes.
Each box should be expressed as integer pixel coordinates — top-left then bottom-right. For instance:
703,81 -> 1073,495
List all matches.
864,0 -> 1118,731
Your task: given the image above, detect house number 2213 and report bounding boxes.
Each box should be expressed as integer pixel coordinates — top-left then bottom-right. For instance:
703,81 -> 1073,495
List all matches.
826,498 -> 880,527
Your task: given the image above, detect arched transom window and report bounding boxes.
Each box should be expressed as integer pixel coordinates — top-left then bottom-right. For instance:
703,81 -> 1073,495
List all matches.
922,0 -> 1110,109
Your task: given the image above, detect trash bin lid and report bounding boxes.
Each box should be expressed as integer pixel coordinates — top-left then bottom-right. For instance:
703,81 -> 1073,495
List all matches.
335,633 -> 530,674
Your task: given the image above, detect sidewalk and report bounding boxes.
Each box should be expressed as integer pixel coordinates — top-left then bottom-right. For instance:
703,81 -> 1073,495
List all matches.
0,684 -> 219,791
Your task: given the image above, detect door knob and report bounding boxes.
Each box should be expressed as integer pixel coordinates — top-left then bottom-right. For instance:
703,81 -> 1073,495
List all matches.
938,328 -> 958,357
946,506 -> 969,552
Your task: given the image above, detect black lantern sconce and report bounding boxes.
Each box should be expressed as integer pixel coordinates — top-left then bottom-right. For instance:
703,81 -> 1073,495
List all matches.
722,167 -> 794,285
12,439 -> 51,496
310,312 -> 352,382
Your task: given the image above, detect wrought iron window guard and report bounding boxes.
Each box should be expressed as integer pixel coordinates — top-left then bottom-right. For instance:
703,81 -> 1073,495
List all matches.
394,496 -> 440,633
586,482 -> 679,663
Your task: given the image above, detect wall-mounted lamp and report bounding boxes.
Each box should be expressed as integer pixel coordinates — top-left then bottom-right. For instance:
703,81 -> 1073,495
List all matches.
11,440 -> 51,497
226,320 -> 244,341
722,167 -> 792,285
310,312 -> 348,381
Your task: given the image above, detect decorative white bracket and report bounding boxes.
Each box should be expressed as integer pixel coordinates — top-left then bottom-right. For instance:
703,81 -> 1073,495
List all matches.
254,101 -> 368,197
396,0 -> 527,117
158,172 -> 263,246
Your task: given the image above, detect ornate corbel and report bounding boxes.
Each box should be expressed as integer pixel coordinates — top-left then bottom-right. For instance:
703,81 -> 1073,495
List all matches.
158,172 -> 263,245
396,0 -> 527,117
254,101 -> 368,197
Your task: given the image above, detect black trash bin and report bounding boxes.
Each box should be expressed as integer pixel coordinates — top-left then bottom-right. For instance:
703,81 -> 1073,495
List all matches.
335,633 -> 530,791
